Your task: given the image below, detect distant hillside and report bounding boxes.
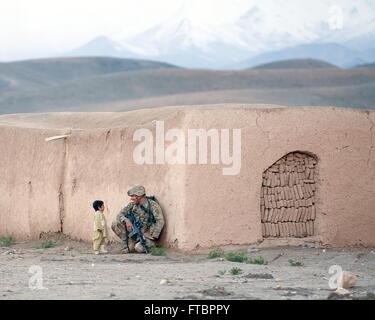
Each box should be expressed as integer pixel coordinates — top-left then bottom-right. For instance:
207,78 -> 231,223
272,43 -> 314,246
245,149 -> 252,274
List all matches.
0,57 -> 178,93
1,66 -> 375,114
354,62 -> 375,68
236,43 -> 366,69
252,59 -> 339,70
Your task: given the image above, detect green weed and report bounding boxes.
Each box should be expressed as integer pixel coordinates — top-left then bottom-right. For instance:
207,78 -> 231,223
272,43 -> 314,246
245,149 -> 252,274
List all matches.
289,259 -> 304,267
150,246 -> 167,256
230,267 -> 243,275
225,251 -> 248,263
0,235 -> 16,247
208,248 -> 224,259
34,240 -> 57,249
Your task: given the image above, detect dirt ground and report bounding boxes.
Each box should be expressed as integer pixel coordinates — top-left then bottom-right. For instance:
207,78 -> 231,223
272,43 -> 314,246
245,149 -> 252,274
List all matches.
1,235 -> 374,300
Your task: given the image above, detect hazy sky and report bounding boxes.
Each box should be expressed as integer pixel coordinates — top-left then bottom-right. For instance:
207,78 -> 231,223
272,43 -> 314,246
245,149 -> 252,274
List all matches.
0,0 -> 374,61
0,0 -> 251,61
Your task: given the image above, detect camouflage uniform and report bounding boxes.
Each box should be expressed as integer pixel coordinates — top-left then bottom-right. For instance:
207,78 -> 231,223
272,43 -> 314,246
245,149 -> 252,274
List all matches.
111,186 -> 165,253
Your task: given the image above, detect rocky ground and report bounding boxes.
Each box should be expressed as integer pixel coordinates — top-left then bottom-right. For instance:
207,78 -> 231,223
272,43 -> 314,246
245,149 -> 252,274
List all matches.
0,236 -> 374,300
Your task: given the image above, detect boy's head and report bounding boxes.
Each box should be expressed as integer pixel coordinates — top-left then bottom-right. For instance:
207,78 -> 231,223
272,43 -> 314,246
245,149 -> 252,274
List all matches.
93,200 -> 105,212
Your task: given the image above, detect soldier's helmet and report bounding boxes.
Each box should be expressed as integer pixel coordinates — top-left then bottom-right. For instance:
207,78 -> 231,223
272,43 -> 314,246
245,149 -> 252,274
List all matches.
127,185 -> 146,197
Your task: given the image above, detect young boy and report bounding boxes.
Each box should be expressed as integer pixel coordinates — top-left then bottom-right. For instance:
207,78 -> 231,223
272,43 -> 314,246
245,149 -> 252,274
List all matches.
92,200 -> 108,255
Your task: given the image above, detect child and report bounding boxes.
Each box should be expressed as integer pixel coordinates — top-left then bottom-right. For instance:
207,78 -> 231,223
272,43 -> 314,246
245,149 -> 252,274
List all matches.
92,200 -> 108,255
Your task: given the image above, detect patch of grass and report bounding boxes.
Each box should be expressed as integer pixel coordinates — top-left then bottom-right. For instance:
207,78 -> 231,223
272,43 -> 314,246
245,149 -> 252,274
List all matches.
34,240 -> 57,249
230,267 -> 243,275
0,235 -> 16,247
208,248 -> 224,259
225,251 -> 248,263
289,259 -> 304,267
247,256 -> 268,265
150,246 -> 167,256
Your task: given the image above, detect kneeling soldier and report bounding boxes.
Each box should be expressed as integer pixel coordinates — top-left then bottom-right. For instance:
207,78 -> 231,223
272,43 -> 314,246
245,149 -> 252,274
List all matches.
112,185 -> 165,253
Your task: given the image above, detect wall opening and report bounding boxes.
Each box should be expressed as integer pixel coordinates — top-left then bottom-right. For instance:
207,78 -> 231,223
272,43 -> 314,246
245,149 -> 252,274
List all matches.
260,152 -> 318,238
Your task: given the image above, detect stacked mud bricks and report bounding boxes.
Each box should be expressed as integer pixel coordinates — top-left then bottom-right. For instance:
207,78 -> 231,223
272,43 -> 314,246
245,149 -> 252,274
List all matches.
261,152 -> 317,238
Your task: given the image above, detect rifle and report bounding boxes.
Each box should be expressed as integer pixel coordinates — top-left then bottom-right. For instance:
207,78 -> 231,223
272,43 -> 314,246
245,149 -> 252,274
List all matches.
124,210 -> 149,253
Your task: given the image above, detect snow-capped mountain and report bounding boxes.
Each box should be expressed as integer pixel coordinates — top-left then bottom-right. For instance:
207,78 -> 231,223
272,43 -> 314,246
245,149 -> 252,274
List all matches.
67,0 -> 375,68
66,36 -> 134,58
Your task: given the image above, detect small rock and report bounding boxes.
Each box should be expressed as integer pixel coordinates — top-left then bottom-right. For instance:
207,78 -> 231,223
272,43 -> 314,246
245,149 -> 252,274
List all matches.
199,286 -> 231,297
218,258 -> 225,261
3,250 -> 16,255
322,249 -> 326,253
135,275 -> 141,279
91,263 -> 95,267
303,243 -> 316,249
109,293 -> 116,297
159,279 -> 168,285
356,253 -> 365,260
339,271 -> 357,289
365,292 -> 375,300
244,273 -> 274,279
247,248 -> 260,253
64,246 -> 72,251
335,287 -> 350,295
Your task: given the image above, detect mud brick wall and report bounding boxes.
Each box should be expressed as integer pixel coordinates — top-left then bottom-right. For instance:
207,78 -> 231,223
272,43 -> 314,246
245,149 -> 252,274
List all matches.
261,152 -> 317,238
1,106 -> 374,249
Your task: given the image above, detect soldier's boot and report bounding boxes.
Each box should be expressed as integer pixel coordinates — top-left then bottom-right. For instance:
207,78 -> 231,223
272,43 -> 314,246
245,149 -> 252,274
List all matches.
134,242 -> 145,253
134,239 -> 156,253
122,238 -> 136,253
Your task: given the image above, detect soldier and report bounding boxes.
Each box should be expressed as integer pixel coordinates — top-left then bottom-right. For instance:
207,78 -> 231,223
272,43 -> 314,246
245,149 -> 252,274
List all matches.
111,185 -> 165,253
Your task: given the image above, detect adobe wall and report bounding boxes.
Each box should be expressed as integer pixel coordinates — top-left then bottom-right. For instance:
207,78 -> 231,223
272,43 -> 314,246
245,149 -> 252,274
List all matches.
0,105 -> 374,250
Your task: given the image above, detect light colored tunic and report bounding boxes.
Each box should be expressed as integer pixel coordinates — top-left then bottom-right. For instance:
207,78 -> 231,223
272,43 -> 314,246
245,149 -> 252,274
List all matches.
93,210 -> 107,251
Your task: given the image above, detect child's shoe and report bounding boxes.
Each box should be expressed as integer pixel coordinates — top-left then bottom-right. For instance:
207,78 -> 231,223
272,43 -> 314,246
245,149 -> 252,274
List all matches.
100,245 -> 108,253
